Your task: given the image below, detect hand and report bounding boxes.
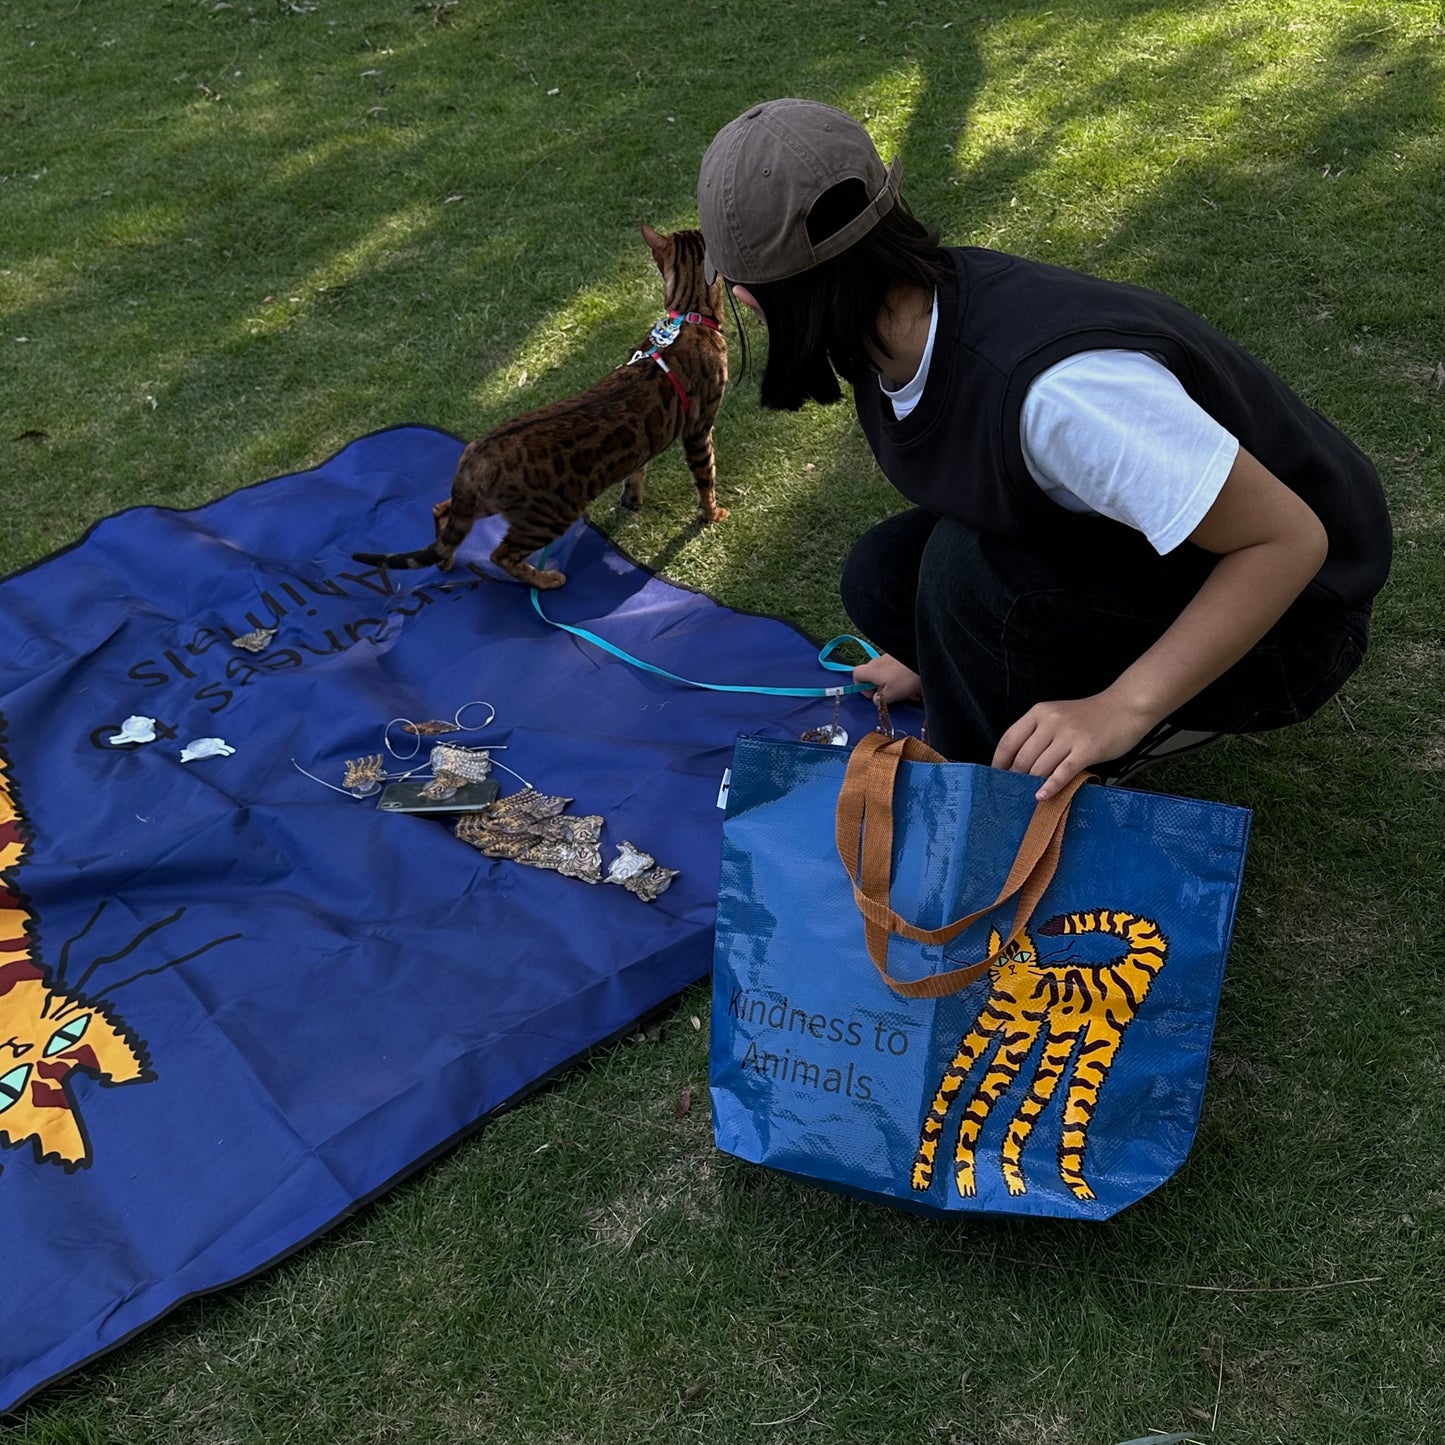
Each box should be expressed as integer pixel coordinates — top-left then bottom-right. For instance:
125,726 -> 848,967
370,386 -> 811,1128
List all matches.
992,693 -> 1156,801
852,652 -> 923,706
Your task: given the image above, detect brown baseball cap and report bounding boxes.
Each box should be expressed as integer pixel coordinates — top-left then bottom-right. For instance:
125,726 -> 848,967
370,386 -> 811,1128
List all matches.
698,98 -> 902,285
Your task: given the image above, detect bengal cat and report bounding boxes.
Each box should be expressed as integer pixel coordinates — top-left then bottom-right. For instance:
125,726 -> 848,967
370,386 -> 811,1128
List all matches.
352,223 -> 728,589
910,909 -> 1169,1202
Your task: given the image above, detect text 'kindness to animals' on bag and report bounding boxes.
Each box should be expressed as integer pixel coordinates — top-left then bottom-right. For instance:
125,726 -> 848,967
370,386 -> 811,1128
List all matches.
709,731 -> 1251,1220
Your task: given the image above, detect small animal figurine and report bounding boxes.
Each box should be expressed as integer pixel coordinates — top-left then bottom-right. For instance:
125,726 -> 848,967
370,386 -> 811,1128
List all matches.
353,223 -> 728,589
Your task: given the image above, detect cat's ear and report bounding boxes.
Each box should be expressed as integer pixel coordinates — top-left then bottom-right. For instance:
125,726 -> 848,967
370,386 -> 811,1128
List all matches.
640,221 -> 670,272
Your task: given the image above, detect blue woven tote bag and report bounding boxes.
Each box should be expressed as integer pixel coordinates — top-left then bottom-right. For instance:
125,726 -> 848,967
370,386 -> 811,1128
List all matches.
710,730 -> 1252,1220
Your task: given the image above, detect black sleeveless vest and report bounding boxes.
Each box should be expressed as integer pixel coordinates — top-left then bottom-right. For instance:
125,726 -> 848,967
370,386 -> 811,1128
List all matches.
854,248 -> 1392,618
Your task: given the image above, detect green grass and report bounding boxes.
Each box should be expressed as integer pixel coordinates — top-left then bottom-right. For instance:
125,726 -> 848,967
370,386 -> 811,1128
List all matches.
3,1 -> 1444,1441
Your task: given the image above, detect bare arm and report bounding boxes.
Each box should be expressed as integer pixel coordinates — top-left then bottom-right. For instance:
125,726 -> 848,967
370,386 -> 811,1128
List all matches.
993,446 -> 1328,799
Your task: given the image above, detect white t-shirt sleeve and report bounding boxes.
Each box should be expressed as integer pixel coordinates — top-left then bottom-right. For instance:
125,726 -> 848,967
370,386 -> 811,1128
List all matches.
1019,349 -> 1240,555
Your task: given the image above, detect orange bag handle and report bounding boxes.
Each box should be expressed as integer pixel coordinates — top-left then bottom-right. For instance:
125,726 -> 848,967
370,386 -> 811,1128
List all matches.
834,731 -> 1089,999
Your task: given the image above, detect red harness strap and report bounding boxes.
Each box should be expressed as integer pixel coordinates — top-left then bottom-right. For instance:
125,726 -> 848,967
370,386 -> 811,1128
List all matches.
632,311 -> 722,414
668,309 -> 722,331
651,355 -> 691,412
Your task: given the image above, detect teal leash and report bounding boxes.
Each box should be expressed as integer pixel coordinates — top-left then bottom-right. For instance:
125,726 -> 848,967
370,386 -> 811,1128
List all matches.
528,553 -> 877,698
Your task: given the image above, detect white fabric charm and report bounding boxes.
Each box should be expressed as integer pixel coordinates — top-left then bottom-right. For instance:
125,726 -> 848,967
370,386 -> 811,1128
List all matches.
180,737 -> 236,763
109,716 -> 158,746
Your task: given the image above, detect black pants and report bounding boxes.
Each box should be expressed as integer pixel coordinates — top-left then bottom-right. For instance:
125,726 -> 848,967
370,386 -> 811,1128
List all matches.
840,509 -> 1370,764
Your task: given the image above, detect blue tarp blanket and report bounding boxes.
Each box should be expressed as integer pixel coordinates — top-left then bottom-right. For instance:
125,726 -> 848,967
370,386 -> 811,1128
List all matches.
0,424 -> 880,1412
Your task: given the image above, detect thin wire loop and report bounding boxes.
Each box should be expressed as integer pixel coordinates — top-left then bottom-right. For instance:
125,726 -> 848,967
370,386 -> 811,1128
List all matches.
488,758 -> 534,791
292,759 -> 361,796
386,699 -> 499,758
296,700 -> 520,800
384,718 -> 423,760
454,700 -> 497,732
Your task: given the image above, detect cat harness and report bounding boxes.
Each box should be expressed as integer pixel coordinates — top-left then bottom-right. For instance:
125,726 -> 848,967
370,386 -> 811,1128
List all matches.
626,310 -> 721,414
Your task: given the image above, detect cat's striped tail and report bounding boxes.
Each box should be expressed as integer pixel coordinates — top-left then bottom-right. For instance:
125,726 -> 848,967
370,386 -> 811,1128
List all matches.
1036,908 -> 1168,985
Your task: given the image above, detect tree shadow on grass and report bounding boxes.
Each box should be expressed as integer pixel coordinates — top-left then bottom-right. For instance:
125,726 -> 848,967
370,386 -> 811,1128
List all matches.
3,0 -> 989,559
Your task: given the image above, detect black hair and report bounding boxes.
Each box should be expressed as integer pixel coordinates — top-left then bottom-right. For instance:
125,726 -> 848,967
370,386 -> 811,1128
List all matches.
741,180 -> 948,411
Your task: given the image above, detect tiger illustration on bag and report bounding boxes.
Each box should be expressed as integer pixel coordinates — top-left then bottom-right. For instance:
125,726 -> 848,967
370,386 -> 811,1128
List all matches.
911,908 -> 1168,1201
